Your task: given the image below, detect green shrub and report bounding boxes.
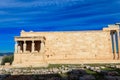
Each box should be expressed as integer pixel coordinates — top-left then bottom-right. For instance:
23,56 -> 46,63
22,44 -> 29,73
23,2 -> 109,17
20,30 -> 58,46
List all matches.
1,55 -> 14,65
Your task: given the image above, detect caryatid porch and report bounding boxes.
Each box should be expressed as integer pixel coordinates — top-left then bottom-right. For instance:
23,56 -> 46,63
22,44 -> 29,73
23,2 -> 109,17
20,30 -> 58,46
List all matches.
14,36 -> 46,54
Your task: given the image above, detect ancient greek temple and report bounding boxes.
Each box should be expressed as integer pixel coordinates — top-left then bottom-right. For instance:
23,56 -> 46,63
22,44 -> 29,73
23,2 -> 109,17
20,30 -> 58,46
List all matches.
12,24 -> 120,67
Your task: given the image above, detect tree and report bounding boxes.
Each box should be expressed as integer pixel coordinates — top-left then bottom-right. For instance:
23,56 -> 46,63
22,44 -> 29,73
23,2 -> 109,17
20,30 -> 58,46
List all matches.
1,55 -> 14,65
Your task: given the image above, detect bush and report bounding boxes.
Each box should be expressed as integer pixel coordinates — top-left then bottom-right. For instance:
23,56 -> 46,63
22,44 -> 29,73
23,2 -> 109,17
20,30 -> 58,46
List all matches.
1,55 -> 14,65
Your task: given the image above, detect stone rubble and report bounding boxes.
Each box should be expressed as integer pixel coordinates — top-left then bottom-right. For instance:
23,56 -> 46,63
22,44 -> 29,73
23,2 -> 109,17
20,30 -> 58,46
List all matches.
0,64 -> 119,80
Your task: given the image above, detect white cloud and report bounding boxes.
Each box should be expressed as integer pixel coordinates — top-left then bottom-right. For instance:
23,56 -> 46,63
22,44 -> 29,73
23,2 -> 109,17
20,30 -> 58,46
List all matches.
0,0 -> 84,8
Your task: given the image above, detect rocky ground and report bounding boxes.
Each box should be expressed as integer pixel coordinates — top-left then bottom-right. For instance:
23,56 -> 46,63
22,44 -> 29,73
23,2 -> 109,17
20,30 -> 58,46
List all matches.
0,64 -> 120,80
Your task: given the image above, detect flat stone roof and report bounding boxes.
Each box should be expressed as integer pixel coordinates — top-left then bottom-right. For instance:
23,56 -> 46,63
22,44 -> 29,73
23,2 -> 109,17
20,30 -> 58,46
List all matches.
15,36 -> 45,41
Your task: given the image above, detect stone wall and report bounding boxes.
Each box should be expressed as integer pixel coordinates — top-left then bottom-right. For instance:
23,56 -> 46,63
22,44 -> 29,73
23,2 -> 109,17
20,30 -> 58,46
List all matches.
20,30 -> 113,64
13,25 -> 120,67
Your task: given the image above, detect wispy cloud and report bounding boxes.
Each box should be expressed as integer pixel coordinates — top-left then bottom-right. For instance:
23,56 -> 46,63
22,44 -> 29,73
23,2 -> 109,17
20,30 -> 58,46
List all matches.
0,0 -> 83,8
0,0 -> 120,52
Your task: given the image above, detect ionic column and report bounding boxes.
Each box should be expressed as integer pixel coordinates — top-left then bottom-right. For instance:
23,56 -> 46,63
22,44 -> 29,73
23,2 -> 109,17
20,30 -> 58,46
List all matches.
40,41 -> 45,53
15,42 -> 18,53
111,32 -> 115,59
32,41 -> 35,52
117,30 -> 120,59
113,32 -> 117,59
23,41 -> 26,53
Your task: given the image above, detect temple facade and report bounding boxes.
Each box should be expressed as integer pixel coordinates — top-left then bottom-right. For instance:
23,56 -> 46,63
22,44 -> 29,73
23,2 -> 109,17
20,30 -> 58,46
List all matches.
12,24 -> 120,67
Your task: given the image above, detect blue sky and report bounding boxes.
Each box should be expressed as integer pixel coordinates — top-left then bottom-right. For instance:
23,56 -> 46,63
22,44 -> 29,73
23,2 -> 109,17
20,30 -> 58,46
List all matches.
0,0 -> 120,52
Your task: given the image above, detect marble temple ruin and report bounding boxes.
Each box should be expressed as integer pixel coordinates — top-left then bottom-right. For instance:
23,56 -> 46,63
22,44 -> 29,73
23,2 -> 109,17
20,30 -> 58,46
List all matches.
12,24 -> 120,67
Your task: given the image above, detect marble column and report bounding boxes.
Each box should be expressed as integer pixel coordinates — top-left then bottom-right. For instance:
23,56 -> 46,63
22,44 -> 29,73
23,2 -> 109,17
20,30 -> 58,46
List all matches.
40,41 -> 45,53
113,32 -> 117,59
111,32 -> 115,59
23,41 -> 26,53
117,30 -> 120,59
15,42 -> 18,53
32,41 -> 35,52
